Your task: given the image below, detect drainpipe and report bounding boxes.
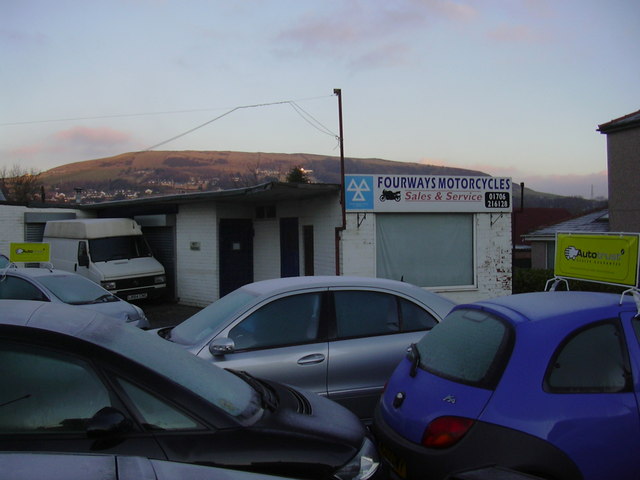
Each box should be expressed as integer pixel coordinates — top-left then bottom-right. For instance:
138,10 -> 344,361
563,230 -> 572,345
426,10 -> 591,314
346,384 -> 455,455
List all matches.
334,88 -> 346,275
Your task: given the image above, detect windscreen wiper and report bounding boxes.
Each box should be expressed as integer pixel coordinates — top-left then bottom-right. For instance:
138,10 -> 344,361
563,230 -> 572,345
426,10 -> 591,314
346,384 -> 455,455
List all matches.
227,369 -> 278,411
92,294 -> 116,303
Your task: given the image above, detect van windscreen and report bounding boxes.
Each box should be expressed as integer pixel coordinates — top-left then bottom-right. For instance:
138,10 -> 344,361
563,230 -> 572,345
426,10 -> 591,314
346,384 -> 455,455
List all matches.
89,236 -> 152,262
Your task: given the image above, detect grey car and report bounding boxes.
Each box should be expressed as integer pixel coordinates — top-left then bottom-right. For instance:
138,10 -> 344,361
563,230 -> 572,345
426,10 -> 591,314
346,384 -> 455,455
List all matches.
154,276 -> 455,420
0,264 -> 149,328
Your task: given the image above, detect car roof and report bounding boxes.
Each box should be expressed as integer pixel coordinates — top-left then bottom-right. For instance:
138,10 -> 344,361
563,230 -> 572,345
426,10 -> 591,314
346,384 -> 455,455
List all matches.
0,452 -> 288,480
0,300 -> 111,331
0,300 -> 254,416
239,275 -> 455,310
1,266 -> 78,279
461,291 -> 637,325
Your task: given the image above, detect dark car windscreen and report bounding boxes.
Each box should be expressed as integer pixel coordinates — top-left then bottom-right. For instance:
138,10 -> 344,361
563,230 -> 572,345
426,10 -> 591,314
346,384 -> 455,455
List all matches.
89,236 -> 152,262
415,308 -> 512,389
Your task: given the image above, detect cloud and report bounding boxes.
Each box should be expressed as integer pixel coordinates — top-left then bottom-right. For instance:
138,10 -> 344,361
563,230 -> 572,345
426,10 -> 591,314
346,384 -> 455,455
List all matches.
0,29 -> 47,46
6,126 -> 136,170
272,0 -> 477,66
487,24 -> 550,43
348,42 -> 412,70
427,159 -> 608,198
415,0 -> 477,22
54,126 -> 132,148
519,171 -> 608,199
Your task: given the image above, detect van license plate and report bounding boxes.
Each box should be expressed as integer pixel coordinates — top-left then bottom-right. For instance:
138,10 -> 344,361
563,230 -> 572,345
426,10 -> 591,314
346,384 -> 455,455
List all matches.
127,293 -> 148,301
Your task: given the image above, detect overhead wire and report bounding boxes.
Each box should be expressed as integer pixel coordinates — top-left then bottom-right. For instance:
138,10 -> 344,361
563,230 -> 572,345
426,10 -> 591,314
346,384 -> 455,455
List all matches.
1,93 -> 339,152
0,94 -> 333,128
144,96 -> 338,151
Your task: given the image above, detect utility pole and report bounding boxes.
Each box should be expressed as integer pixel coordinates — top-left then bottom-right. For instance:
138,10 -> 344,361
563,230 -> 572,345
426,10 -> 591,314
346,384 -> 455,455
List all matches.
334,88 -> 345,212
334,88 -> 346,275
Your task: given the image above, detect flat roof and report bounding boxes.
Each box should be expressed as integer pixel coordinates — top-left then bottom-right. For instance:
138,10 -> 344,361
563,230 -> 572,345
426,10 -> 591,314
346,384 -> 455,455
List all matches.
80,181 -> 341,210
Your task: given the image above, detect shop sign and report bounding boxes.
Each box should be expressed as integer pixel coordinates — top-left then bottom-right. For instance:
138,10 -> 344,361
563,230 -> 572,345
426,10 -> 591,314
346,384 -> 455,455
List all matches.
9,243 -> 50,263
555,233 -> 640,287
345,174 -> 512,213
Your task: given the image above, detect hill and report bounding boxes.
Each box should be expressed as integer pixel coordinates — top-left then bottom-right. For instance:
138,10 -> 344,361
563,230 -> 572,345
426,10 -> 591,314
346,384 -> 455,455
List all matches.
39,150 -> 606,214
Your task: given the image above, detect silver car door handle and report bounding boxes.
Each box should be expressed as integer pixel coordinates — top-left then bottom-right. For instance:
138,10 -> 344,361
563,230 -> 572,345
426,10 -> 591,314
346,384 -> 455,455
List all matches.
297,353 -> 326,365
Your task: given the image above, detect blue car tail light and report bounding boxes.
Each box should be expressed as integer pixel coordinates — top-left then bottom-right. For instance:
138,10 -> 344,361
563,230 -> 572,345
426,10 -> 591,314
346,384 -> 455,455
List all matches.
421,416 -> 475,448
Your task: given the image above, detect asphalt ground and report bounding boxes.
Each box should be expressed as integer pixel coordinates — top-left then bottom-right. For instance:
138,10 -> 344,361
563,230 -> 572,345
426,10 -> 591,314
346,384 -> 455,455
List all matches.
140,301 -> 202,329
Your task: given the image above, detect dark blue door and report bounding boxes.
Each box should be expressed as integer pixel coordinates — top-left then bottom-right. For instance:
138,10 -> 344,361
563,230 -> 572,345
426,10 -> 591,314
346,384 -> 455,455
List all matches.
219,219 -> 253,297
280,218 -> 299,278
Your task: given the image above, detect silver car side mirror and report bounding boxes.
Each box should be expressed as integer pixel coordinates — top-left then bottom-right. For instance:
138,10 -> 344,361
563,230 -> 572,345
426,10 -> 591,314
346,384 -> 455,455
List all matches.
209,337 -> 235,356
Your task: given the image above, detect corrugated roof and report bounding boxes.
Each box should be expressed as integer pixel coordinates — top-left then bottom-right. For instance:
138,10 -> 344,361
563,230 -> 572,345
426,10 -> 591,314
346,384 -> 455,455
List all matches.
522,209 -> 609,240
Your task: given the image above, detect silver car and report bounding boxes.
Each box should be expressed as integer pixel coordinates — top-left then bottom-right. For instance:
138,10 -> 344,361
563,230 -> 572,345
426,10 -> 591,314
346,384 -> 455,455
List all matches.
0,264 -> 149,328
0,452 -> 297,480
155,276 -> 455,420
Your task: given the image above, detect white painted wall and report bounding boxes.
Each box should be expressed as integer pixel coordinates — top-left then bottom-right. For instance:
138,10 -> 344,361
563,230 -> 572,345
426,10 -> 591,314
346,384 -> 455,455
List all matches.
174,193 -> 343,306
0,205 -> 89,257
175,203 -> 219,307
253,218 -> 280,281
3,189 -> 512,309
286,192 -> 342,276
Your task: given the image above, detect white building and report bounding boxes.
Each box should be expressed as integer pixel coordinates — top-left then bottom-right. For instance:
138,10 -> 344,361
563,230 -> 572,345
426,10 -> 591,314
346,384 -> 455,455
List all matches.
1,177 -> 512,306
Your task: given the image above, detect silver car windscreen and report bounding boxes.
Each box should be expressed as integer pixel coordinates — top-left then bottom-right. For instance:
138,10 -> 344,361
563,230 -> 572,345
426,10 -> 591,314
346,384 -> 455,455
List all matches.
169,289 -> 258,345
37,274 -> 117,304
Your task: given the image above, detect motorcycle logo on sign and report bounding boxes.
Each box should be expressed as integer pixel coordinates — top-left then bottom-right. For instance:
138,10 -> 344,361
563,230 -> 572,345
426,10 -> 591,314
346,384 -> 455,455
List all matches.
379,190 -> 401,202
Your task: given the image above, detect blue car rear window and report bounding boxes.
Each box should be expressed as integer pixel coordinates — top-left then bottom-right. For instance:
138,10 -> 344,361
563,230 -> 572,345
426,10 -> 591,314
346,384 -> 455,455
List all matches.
415,308 -> 512,389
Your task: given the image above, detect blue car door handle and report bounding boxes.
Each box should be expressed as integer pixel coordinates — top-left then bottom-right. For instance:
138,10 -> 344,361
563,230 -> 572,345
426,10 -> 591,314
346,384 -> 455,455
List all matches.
297,353 -> 326,365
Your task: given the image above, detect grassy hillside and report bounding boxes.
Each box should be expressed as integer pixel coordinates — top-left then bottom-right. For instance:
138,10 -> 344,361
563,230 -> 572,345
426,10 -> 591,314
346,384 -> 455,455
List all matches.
38,150 -> 606,214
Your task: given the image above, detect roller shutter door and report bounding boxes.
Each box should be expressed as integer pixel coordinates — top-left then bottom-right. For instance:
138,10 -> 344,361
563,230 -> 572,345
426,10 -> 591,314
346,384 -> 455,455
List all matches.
142,226 -> 176,301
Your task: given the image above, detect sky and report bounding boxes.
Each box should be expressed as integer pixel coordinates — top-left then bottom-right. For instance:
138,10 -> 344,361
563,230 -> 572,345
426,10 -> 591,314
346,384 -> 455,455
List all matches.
2,0 -> 639,199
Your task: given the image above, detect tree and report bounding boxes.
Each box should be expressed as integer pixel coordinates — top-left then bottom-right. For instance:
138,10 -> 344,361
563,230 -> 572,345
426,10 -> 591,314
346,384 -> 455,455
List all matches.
286,166 -> 311,184
0,164 -> 43,203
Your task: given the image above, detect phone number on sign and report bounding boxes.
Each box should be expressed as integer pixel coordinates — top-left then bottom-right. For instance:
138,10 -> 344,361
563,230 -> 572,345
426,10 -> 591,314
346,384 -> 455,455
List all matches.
484,192 -> 510,208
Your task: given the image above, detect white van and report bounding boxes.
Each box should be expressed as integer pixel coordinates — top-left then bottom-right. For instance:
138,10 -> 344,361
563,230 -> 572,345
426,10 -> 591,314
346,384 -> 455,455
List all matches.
43,218 -> 167,302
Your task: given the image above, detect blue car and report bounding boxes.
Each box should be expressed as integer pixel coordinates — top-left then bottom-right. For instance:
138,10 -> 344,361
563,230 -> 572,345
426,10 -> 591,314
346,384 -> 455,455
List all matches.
374,291 -> 640,480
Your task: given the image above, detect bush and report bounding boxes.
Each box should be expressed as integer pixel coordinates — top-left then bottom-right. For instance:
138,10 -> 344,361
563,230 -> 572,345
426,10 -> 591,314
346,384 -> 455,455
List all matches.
513,268 -> 628,294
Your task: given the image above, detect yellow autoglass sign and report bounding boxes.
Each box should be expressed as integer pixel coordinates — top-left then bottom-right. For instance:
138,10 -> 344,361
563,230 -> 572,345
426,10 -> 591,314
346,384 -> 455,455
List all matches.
9,243 -> 50,263
555,233 -> 640,287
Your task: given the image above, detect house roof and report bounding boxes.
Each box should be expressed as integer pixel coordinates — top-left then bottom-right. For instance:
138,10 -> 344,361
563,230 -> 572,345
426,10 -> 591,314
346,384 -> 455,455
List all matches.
522,209 -> 609,241
512,208 -> 573,246
598,109 -> 640,134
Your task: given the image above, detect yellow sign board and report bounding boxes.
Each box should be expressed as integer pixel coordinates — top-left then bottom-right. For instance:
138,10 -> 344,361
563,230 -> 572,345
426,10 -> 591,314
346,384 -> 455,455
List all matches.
555,233 -> 640,287
9,243 -> 50,263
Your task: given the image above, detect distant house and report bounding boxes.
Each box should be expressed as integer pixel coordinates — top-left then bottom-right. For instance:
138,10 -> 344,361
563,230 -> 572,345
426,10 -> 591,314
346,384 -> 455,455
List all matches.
598,108 -> 640,232
512,207 -> 573,267
522,209 -> 609,269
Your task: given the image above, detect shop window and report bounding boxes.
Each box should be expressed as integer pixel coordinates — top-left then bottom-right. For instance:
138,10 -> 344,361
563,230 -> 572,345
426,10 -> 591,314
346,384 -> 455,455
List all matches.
376,213 -> 474,288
